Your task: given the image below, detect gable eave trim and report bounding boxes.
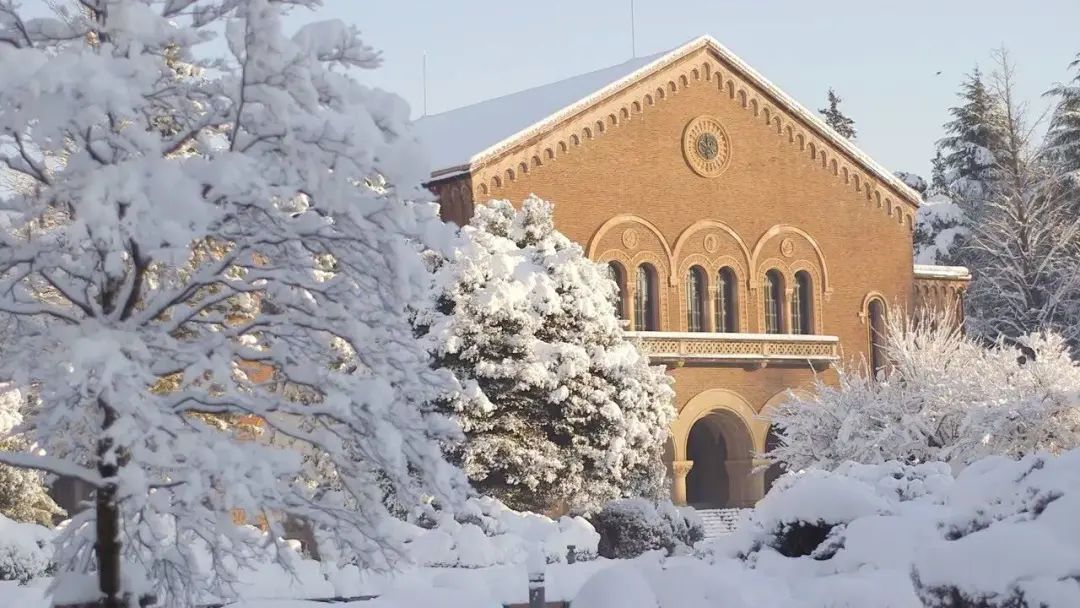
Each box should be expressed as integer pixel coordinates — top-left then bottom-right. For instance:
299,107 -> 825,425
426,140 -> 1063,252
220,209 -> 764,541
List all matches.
438,35 -> 920,208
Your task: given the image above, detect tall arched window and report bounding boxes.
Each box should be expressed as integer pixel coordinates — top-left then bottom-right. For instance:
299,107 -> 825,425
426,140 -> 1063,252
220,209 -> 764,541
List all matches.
791,271 -> 813,335
607,261 -> 627,320
868,298 -> 887,377
685,266 -> 707,332
715,267 -> 737,332
634,264 -> 659,331
763,270 -> 784,334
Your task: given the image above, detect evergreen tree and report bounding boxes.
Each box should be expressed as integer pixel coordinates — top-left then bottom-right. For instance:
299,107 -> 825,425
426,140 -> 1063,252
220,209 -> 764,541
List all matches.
420,197 -> 676,514
1045,53 -> 1080,199
819,88 -> 857,139
934,67 -> 1009,216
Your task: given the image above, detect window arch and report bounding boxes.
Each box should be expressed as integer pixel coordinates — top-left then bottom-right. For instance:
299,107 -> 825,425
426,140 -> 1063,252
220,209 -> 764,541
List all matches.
635,264 -> 660,331
685,266 -> 707,332
763,270 -> 784,334
791,271 -> 813,335
607,261 -> 628,321
715,267 -> 738,332
868,298 -> 887,377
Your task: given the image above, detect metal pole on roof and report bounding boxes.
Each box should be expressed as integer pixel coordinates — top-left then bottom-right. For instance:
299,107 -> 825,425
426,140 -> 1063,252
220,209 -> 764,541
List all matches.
421,52 -> 428,116
630,0 -> 637,58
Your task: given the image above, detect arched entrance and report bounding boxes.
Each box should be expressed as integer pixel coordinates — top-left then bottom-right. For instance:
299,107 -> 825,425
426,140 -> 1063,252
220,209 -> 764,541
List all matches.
684,409 -> 755,508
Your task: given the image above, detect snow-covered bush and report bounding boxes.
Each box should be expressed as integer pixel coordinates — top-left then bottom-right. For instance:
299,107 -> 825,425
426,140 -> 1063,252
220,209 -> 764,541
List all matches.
0,515 -> 55,583
418,197 -> 675,513
393,497 -> 598,567
708,450 -> 1080,607
590,498 -> 704,559
767,311 -> 1080,472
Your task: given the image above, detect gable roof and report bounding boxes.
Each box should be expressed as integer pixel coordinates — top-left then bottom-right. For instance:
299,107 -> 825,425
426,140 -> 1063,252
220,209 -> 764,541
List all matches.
414,35 -> 921,207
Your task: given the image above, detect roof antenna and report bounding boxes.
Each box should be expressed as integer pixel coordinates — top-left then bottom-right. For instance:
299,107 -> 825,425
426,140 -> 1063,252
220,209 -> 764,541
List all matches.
630,0 -> 637,58
421,52 -> 428,116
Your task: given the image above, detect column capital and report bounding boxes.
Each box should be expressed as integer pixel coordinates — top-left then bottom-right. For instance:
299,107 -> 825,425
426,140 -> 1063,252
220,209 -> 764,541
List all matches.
672,459 -> 694,477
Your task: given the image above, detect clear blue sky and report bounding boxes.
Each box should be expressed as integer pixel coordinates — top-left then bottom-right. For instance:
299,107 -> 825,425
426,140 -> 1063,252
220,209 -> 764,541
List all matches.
286,0 -> 1080,179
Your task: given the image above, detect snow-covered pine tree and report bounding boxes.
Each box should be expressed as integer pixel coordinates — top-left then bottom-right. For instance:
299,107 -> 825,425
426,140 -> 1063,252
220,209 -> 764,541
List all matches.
0,1 -> 468,605
965,50 -> 1080,349
934,67 -> 1009,216
419,197 -> 676,514
1045,52 -> 1080,203
0,385 -> 64,527
818,88 -> 857,140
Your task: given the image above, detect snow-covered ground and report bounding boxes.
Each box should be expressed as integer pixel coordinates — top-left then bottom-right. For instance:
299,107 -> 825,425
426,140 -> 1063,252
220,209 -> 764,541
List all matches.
5,449 -> 1079,607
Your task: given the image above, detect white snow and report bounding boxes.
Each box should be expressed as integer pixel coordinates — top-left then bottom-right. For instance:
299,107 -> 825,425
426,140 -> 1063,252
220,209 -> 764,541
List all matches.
414,52 -> 663,174
913,263 -> 971,280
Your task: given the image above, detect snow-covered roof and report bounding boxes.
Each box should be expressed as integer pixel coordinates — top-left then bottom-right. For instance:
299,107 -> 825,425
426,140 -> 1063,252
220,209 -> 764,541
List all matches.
413,35 -> 921,206
414,51 -> 665,175
913,264 -> 972,280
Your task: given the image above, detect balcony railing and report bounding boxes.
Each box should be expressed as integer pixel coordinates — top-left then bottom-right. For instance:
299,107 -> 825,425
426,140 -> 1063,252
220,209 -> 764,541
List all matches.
624,331 -> 840,366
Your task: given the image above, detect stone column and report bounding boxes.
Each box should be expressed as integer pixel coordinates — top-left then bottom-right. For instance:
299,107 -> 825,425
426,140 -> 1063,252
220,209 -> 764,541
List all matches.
671,460 -> 694,506
724,458 -> 767,508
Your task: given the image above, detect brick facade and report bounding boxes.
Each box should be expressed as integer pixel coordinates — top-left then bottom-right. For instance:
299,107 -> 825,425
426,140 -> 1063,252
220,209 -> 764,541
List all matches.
423,38 -> 966,507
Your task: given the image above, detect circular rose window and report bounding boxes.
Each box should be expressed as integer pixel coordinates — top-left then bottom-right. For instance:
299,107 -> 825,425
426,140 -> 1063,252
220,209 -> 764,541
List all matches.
682,116 -> 731,178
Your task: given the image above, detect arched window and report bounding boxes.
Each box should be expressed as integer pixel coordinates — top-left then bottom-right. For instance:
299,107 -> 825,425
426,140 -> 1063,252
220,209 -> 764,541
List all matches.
791,271 -> 813,335
607,262 -> 627,320
634,264 -> 659,331
685,266 -> 707,332
868,298 -> 887,377
715,267 -> 737,332
763,270 -> 784,334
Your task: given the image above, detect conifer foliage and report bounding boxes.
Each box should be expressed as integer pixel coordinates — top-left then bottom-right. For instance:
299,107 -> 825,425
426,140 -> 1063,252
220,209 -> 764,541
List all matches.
419,197 -> 676,514
819,88 -> 857,140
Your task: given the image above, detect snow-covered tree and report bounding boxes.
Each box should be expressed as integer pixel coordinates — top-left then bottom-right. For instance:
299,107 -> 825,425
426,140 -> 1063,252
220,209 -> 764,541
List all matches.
818,88 -> 856,140
0,385 -> 64,527
935,66 -> 1009,216
765,310 -> 1080,472
1045,52 -> 1080,200
418,197 -> 675,514
965,51 -> 1080,349
0,1 -> 468,606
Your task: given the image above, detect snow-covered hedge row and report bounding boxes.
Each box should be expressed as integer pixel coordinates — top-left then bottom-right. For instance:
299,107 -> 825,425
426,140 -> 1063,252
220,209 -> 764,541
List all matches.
589,499 -> 703,559
0,515 -> 54,583
710,450 -> 1080,607
397,497 -> 599,568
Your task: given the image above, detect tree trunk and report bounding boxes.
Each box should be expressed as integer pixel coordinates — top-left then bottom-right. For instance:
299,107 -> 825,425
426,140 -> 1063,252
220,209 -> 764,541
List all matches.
96,399 -> 123,608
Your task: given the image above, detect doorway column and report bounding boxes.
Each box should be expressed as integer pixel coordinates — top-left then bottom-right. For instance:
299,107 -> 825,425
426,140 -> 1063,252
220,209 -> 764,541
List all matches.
671,460 -> 694,505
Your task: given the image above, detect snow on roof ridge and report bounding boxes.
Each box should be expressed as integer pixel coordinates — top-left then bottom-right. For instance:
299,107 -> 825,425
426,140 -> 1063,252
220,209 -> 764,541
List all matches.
913,264 -> 972,280
448,34 -> 921,207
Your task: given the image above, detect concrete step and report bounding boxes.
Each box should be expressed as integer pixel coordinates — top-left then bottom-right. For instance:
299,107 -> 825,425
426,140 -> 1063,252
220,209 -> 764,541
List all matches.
694,507 -> 745,539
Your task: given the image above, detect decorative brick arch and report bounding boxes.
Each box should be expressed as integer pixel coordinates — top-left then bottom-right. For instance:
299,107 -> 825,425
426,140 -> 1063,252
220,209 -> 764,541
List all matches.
587,214 -> 674,267
671,219 -> 753,272
750,225 -> 831,295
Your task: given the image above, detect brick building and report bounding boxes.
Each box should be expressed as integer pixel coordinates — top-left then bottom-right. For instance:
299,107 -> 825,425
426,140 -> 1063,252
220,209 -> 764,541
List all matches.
416,36 -> 968,508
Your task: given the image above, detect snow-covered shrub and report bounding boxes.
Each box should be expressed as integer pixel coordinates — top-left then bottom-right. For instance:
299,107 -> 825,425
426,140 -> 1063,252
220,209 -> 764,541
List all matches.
397,496 -> 599,567
590,498 -> 703,559
708,450 -> 1080,607
418,197 -> 676,513
0,515 -> 55,583
767,311 -> 1080,472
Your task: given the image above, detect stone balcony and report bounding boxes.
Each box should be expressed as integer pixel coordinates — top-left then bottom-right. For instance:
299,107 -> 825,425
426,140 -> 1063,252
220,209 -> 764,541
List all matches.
624,331 -> 840,367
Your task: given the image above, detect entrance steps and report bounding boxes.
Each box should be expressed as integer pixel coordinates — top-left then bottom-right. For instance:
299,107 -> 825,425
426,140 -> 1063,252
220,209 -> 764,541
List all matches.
694,507 -> 745,539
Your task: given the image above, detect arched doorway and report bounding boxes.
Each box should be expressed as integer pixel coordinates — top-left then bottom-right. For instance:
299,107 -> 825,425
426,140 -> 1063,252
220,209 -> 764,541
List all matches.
684,409 -> 754,508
